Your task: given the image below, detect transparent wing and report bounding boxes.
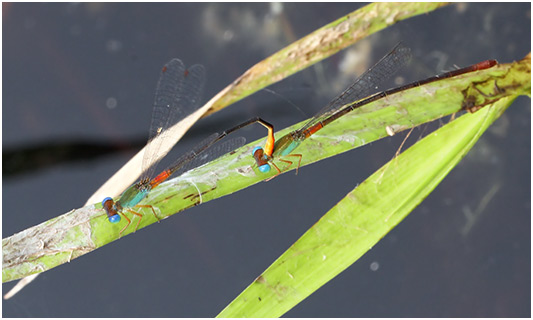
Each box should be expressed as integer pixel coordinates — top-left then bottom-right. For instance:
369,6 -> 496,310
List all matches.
299,43 -> 412,133
141,59 -> 206,180
167,134 -> 246,178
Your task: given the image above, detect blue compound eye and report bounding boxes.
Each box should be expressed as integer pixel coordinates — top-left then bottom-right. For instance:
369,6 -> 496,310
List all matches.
102,197 -> 120,223
253,146 -> 270,173
108,214 -> 121,223
102,197 -> 113,207
252,146 -> 262,155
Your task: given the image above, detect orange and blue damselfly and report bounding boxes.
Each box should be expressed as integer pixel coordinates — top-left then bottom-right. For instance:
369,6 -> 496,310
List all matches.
102,59 -> 268,235
252,43 -> 497,178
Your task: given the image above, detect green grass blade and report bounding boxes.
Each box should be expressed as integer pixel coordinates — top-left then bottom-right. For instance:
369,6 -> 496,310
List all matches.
216,82 -> 522,318
3,55 -> 529,284
249,56 -> 531,177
